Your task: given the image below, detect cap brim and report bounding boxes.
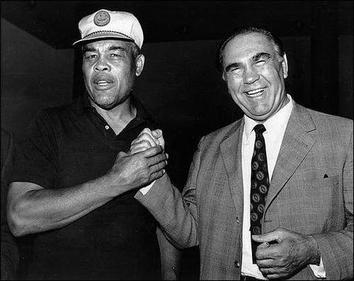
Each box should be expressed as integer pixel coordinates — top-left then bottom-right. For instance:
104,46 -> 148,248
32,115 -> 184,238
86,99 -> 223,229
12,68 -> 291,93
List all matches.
73,31 -> 135,46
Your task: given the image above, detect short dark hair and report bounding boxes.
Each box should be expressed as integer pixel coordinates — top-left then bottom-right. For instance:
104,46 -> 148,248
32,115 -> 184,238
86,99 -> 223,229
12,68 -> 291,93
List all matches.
218,26 -> 285,72
129,42 -> 141,61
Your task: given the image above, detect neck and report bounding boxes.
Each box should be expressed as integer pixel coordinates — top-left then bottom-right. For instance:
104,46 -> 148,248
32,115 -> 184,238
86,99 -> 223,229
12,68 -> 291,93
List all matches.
92,97 -> 137,134
281,94 -> 290,108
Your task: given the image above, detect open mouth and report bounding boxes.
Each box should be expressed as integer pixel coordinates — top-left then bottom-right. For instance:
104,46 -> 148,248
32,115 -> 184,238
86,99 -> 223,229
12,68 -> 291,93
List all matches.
92,77 -> 114,89
244,88 -> 266,97
95,80 -> 111,86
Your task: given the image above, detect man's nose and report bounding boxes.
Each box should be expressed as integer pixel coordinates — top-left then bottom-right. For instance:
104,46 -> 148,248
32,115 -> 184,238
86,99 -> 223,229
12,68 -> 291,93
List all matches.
94,58 -> 110,72
243,66 -> 260,84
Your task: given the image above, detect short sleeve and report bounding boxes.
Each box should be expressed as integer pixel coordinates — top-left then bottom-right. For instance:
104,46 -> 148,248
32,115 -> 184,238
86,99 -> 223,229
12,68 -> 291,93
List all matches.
9,110 -> 59,189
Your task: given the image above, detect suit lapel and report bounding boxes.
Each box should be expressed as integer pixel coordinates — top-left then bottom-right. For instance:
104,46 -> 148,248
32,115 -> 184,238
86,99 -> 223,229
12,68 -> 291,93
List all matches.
265,103 -> 316,211
220,119 -> 244,212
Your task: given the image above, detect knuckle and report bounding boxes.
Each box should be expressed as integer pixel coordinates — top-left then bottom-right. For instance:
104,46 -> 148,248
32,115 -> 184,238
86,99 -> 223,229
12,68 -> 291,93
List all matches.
142,158 -> 148,166
143,169 -> 150,179
117,151 -> 126,158
141,133 -> 150,139
135,158 -> 144,168
157,157 -> 163,165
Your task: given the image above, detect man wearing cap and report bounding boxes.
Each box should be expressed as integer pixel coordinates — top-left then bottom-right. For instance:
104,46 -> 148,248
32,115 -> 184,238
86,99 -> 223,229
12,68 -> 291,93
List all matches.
7,9 -> 179,280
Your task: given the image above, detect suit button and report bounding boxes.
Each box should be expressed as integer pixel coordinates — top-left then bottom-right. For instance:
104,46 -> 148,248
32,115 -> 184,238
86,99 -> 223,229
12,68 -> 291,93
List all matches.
234,260 -> 240,268
236,217 -> 240,224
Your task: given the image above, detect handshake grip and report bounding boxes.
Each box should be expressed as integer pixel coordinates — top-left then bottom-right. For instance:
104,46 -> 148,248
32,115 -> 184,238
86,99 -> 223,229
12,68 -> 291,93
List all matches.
130,128 -> 166,194
130,128 -> 165,154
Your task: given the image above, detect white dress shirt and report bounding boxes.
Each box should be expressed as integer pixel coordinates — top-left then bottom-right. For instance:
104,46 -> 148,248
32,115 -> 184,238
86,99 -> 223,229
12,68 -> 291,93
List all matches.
241,95 -> 325,279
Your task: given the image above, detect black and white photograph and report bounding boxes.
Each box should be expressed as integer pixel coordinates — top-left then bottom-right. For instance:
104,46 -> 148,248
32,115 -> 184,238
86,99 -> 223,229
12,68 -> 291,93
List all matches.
1,1 -> 353,280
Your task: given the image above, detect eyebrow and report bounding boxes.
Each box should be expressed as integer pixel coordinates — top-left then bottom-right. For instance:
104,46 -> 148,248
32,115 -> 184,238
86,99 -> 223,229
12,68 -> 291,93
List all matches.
252,52 -> 271,61
108,46 -> 128,52
225,62 -> 241,73
82,46 -> 96,53
224,52 -> 272,72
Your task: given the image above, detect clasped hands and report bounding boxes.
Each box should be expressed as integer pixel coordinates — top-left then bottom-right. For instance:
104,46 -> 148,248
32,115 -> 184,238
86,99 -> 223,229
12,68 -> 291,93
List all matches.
130,128 -> 166,154
108,128 -> 167,194
130,128 -> 167,189
252,227 -> 320,279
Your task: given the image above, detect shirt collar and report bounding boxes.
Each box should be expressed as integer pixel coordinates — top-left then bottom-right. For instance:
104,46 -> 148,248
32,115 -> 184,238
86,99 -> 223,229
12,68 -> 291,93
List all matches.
243,94 -> 294,140
74,92 -> 154,123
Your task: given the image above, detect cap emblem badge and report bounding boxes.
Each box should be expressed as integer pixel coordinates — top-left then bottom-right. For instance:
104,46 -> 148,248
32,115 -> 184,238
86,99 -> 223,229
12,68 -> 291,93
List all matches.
94,10 -> 110,26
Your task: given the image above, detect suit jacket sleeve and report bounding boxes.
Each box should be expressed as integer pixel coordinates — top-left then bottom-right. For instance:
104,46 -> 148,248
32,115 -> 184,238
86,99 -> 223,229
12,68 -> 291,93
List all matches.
312,128 -> 353,280
135,137 -> 205,249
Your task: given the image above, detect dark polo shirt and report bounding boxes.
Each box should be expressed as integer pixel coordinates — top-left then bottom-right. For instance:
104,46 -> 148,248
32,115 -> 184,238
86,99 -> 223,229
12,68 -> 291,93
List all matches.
9,94 -> 161,280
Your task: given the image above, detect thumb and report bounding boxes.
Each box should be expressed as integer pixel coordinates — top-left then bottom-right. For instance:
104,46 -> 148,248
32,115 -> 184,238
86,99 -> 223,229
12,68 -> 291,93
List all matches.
152,129 -> 165,149
117,151 -> 128,158
142,127 -> 153,134
252,230 -> 281,243
151,129 -> 162,137
257,241 -> 271,249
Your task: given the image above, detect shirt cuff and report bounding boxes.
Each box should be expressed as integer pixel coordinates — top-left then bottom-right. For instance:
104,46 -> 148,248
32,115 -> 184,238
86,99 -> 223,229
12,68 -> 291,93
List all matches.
309,257 -> 326,279
139,180 -> 156,195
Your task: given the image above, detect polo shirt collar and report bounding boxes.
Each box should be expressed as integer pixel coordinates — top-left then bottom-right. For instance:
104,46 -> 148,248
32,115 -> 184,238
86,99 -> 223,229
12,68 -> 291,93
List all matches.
74,92 -> 154,123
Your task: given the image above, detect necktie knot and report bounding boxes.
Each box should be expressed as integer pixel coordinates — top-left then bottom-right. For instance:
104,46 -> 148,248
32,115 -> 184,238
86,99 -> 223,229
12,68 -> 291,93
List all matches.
254,124 -> 266,135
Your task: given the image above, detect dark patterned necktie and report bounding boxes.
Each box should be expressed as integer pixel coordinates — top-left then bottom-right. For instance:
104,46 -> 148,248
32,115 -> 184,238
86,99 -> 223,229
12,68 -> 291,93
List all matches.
250,124 -> 269,264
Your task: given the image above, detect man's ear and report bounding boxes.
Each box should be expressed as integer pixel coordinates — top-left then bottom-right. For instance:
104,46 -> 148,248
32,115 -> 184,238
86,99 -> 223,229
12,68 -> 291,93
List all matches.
281,53 -> 288,79
222,71 -> 226,81
135,54 -> 145,76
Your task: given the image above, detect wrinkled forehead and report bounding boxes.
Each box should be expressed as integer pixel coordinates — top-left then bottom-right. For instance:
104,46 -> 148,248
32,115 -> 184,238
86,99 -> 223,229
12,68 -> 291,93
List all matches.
223,32 -> 278,63
82,39 -> 135,54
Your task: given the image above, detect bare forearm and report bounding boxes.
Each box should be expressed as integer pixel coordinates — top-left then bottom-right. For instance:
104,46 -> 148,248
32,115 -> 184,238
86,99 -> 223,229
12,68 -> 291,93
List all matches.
8,175 -> 119,236
8,146 -> 167,237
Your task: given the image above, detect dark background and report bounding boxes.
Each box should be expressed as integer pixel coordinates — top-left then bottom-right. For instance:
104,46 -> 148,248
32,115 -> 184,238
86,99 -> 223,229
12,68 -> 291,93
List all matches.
1,1 -> 353,279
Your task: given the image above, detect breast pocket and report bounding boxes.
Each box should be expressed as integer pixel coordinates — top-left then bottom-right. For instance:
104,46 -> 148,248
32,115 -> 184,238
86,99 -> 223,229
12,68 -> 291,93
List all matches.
272,174 -> 340,233
302,174 -> 339,192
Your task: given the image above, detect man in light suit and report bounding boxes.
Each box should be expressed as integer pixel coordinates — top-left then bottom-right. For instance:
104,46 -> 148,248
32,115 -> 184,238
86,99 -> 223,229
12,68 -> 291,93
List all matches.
130,27 -> 353,280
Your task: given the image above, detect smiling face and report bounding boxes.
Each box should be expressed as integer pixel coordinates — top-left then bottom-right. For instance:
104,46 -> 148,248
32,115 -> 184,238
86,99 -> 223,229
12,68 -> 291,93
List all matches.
82,39 -> 144,110
222,32 -> 289,121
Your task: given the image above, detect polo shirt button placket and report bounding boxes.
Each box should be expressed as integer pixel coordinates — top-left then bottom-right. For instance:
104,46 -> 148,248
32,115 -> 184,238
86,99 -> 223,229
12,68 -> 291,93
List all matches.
104,125 -> 110,130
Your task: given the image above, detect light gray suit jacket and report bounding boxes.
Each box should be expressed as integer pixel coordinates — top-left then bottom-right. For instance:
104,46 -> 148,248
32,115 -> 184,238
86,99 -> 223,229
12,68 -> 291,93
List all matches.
136,102 -> 353,280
